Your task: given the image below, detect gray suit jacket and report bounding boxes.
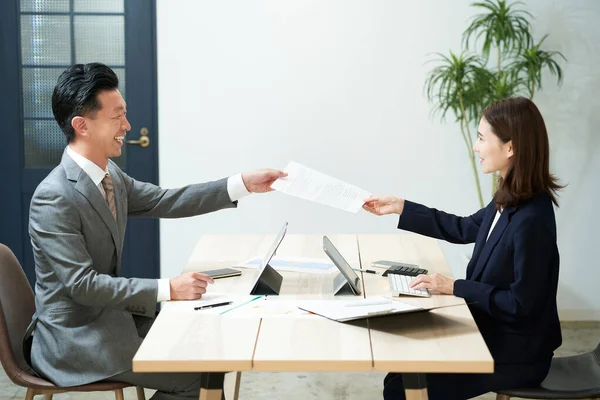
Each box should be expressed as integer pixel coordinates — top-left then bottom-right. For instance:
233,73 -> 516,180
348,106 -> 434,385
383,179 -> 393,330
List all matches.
26,151 -> 236,386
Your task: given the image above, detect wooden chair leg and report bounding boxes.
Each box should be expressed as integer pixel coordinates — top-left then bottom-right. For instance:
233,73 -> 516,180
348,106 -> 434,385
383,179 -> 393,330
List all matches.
136,386 -> 146,400
496,395 -> 510,400
44,395 -> 53,400
24,388 -> 36,400
114,389 -> 125,400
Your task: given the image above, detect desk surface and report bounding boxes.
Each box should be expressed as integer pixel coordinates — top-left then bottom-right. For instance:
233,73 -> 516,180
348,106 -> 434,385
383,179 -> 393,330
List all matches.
132,234 -> 493,374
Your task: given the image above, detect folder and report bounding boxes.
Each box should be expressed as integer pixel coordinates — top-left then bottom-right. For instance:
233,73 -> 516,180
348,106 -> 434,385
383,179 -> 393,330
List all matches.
296,297 -> 426,322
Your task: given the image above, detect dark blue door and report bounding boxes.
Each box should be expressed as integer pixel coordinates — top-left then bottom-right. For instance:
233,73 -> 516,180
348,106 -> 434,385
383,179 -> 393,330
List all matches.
0,0 -> 160,284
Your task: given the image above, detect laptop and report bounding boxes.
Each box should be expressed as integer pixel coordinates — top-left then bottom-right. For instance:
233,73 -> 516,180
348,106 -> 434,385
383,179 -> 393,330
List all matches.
322,235 -> 362,296
249,222 -> 288,295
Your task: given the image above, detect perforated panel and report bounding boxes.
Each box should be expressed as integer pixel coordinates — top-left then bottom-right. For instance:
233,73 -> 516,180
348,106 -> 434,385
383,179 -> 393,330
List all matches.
23,120 -> 67,168
21,0 -> 69,13
21,15 -> 71,65
22,68 -> 63,118
74,16 -> 124,65
73,0 -> 123,13
113,68 -> 126,98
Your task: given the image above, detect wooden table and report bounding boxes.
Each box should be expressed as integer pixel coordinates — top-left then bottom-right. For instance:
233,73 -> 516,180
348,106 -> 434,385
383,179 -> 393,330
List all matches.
132,234 -> 493,399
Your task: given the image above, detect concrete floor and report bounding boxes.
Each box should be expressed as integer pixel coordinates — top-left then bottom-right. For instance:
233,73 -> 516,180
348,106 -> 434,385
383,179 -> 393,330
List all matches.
1,322 -> 598,400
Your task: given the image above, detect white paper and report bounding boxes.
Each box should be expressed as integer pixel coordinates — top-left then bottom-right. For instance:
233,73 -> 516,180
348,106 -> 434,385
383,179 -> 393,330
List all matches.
271,161 -> 371,213
234,256 -> 339,274
296,296 -> 424,322
161,293 -> 256,314
223,296 -> 312,318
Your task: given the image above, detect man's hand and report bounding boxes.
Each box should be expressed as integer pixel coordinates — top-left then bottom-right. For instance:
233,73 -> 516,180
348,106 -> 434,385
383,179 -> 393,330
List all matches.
409,273 -> 455,295
241,169 -> 287,193
169,272 -> 215,300
362,196 -> 405,216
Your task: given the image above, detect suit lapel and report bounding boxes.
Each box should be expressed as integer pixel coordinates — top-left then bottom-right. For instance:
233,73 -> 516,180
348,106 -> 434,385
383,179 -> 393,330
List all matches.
62,153 -> 120,253
469,205 -> 517,281
466,202 -> 497,279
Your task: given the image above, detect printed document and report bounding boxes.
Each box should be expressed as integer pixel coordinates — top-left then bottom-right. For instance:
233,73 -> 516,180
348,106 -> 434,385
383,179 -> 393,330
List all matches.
234,256 -> 339,274
271,161 -> 371,213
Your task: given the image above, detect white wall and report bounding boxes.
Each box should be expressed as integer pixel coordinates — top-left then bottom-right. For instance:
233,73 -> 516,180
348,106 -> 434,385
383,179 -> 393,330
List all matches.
157,0 -> 600,320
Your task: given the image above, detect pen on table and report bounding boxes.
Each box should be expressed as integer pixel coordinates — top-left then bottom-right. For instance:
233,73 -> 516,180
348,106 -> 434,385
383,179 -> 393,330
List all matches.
351,268 -> 377,275
194,301 -> 233,311
219,295 -> 262,315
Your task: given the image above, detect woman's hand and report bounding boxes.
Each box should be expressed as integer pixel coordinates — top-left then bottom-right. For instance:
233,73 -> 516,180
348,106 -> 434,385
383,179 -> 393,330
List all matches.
362,196 -> 405,216
410,273 -> 455,295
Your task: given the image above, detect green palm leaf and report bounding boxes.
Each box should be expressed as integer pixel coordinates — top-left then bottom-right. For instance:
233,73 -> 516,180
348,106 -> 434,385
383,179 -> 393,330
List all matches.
508,34 -> 567,98
463,0 -> 532,60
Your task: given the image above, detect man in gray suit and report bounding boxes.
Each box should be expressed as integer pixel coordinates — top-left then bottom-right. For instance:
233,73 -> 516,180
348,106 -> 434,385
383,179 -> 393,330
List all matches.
26,62 -> 286,399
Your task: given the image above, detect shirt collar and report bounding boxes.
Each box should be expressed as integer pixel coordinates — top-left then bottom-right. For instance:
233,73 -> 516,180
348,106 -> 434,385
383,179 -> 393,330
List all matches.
66,146 -> 109,186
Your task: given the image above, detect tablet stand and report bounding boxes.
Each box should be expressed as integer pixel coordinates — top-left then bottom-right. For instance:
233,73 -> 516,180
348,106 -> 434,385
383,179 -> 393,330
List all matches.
250,263 -> 283,295
332,272 -> 358,296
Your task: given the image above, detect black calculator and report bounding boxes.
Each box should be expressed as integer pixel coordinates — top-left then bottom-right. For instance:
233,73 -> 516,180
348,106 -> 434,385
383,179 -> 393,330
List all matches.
372,260 -> 428,277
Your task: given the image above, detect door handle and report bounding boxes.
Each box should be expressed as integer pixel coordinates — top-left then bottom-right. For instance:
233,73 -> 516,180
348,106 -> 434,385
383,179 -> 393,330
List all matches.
126,136 -> 150,147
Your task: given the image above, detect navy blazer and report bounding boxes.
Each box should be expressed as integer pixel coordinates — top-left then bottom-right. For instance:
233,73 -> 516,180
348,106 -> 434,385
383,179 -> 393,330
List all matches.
398,192 -> 561,365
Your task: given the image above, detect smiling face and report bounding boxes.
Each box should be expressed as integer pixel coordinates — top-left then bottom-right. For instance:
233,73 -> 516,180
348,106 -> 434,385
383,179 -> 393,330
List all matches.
71,89 -> 130,169
473,117 -> 514,178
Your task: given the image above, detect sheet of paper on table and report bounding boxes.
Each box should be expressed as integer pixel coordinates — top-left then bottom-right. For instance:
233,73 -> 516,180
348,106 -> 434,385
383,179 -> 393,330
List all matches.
234,256 -> 341,274
219,296 -> 312,318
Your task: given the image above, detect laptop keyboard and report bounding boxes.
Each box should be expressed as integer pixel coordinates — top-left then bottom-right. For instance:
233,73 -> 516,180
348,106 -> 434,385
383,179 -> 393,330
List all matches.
389,274 -> 430,297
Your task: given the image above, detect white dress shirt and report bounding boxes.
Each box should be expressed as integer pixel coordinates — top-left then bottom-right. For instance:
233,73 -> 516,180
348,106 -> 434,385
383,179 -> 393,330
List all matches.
66,146 -> 250,302
486,210 -> 502,242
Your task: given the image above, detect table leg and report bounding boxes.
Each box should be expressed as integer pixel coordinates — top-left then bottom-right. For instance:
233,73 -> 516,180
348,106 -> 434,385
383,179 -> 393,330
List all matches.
403,373 -> 428,400
199,372 -> 225,400
223,372 -> 242,400
232,372 -> 242,400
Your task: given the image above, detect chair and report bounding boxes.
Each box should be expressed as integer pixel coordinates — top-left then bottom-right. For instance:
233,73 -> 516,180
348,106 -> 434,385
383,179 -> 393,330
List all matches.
0,243 -> 145,400
496,343 -> 600,400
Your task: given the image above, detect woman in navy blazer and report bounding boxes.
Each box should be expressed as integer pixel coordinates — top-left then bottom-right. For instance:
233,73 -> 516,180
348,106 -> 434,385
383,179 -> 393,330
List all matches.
364,97 -> 563,400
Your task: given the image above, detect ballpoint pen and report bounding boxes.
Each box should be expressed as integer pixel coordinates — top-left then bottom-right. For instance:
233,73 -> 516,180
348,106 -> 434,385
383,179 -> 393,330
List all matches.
351,268 -> 377,275
194,301 -> 233,310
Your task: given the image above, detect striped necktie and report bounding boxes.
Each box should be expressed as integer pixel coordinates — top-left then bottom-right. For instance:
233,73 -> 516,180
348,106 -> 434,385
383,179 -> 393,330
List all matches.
101,173 -> 117,220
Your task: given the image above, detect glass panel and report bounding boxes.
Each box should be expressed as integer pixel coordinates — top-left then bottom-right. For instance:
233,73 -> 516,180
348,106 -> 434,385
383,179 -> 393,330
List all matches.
21,0 -> 70,13
113,67 -> 126,99
23,120 -> 66,168
74,0 -> 123,13
21,15 -> 71,65
22,68 -> 64,118
74,16 -> 124,65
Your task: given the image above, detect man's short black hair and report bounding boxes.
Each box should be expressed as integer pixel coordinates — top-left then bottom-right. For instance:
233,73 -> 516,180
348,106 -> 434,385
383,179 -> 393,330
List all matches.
51,63 -> 119,143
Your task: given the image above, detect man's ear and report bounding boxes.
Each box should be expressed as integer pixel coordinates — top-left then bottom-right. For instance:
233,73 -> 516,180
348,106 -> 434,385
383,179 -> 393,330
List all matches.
71,116 -> 88,137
